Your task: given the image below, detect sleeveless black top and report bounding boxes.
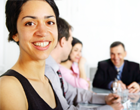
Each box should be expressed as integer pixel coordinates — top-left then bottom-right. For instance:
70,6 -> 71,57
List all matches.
1,70 -> 63,110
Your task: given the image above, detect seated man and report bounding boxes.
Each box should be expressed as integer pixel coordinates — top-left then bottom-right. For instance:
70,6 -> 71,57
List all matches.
93,41 -> 140,93
45,17 -> 123,110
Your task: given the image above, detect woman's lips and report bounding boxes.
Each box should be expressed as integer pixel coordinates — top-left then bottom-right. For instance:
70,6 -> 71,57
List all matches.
33,41 -> 51,51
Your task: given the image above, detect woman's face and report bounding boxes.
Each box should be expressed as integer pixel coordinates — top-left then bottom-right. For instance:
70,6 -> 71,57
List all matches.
69,43 -> 82,63
13,0 -> 58,61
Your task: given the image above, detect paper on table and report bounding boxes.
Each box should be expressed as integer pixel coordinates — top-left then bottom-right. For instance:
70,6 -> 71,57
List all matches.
78,103 -> 105,108
96,93 -> 109,95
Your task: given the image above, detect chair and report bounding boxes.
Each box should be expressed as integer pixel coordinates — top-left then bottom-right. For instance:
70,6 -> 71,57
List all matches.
89,67 -> 97,81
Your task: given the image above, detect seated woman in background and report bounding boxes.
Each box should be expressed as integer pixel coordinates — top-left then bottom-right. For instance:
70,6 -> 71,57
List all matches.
60,37 -> 89,90
0,0 -> 63,110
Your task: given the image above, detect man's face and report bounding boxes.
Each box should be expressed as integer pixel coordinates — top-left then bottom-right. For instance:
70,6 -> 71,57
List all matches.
110,45 -> 126,68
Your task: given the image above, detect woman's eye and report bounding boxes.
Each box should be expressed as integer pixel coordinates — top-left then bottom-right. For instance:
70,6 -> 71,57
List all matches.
25,22 -> 35,26
47,21 -> 55,25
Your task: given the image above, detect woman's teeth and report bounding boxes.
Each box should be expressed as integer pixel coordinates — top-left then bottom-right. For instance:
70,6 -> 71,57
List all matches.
34,42 -> 49,47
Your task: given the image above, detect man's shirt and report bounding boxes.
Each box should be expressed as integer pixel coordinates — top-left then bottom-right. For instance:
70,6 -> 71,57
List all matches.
108,63 -> 124,89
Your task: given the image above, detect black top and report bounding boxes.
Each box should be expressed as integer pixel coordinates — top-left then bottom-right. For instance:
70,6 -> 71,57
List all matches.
92,59 -> 140,90
1,69 -> 63,110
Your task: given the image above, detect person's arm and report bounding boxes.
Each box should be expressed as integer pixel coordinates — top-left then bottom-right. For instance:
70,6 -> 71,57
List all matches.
78,57 -> 87,80
78,57 -> 90,88
63,71 -> 89,90
60,57 -> 89,90
60,65 -> 89,90
0,76 -> 27,110
108,81 -> 114,89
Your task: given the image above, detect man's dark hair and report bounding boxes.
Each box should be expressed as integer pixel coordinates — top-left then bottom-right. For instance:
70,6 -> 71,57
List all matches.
57,17 -> 72,42
5,0 -> 59,45
110,41 -> 125,51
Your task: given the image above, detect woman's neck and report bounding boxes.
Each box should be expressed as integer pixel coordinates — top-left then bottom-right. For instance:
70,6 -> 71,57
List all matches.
12,57 -> 46,81
61,60 -> 73,69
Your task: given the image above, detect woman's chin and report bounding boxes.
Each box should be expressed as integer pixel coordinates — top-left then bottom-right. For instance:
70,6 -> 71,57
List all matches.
74,60 -> 79,63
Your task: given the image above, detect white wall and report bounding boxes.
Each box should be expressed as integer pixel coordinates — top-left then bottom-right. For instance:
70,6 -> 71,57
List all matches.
1,0 -> 19,74
56,0 -> 140,67
0,0 -> 5,74
1,0 -> 140,75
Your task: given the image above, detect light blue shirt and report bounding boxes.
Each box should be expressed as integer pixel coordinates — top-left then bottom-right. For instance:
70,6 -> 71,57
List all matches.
108,63 -> 125,89
115,63 -> 125,80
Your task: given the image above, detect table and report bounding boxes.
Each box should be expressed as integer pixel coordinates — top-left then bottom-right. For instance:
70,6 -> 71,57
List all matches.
92,87 -> 111,94
78,87 -> 140,110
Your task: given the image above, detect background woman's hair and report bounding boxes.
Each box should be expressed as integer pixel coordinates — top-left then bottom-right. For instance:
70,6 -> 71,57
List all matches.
72,37 -> 83,47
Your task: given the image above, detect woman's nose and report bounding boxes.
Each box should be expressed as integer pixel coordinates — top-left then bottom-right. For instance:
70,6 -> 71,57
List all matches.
77,52 -> 81,56
35,23 -> 48,37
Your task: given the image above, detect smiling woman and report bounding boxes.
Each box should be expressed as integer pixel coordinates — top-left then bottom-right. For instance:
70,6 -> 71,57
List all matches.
0,0 -> 63,110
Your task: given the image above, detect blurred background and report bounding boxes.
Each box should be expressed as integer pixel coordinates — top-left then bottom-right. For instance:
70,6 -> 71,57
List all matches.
1,0 -> 140,76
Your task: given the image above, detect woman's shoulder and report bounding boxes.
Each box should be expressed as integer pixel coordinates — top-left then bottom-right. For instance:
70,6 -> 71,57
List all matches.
0,70 -> 27,109
59,64 -> 71,72
0,70 -> 25,96
0,74 -> 23,98
0,70 -> 22,86
0,71 -> 20,87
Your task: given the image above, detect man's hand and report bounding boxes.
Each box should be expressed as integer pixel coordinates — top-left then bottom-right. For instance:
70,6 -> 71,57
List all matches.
105,93 -> 121,105
127,82 -> 140,93
105,94 -> 124,110
110,103 -> 124,110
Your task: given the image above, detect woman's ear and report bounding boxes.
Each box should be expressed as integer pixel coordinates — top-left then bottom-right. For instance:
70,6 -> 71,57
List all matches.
12,34 -> 19,42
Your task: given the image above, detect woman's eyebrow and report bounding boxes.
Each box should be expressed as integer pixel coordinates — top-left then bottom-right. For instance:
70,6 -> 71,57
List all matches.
22,15 -> 55,20
22,16 -> 36,20
44,15 -> 55,19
